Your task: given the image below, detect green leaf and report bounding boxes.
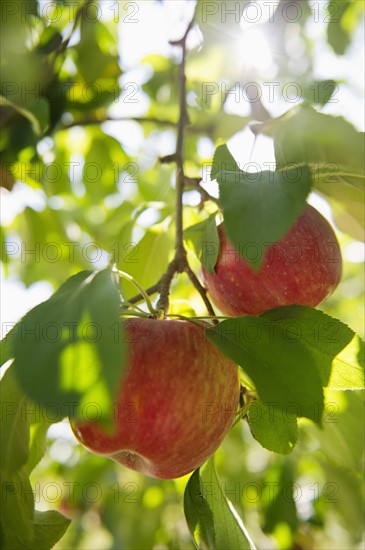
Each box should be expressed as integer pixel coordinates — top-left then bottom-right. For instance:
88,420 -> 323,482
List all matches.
270,105 -> 365,237
0,368 -> 30,474
261,463 -> 298,535
73,17 -> 121,83
327,1 -> 352,55
26,416 -> 51,475
248,399 -> 299,454
29,510 -> 71,550
184,469 -> 215,549
1,325 -> 18,367
207,316 -> 324,423
0,96 -> 49,135
262,307 -> 365,391
192,109 -> 249,141
11,271 -> 92,416
184,216 -> 219,274
270,104 -> 364,172
213,144 -> 312,269
306,391 -> 364,474
326,1 -> 364,55
37,27 -> 63,55
0,467 -> 34,547
83,133 -> 122,199
184,457 -> 255,549
302,80 -> 338,106
11,269 -> 125,420
121,229 -> 172,299
70,268 -> 125,420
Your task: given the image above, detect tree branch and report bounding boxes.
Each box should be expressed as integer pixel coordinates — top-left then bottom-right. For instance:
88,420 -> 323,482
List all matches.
122,17 -> 216,318
185,267 -> 216,317
62,116 -> 177,130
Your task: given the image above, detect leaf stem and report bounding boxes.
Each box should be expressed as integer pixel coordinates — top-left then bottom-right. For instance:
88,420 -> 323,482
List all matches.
114,268 -> 157,315
119,311 -> 150,319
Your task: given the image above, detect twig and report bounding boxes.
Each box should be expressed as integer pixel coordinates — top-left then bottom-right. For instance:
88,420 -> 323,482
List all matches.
60,116 -> 214,136
185,267 -> 216,317
121,16 -> 216,318
62,116 -> 177,130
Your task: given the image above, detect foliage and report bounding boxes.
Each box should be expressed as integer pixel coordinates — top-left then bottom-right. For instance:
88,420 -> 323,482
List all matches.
0,0 -> 364,549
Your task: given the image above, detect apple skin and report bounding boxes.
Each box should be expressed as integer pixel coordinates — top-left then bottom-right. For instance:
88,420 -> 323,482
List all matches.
71,318 -> 240,479
201,204 -> 342,316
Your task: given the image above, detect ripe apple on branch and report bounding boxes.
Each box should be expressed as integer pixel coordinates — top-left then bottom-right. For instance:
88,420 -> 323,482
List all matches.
71,318 -> 240,479
201,203 -> 342,316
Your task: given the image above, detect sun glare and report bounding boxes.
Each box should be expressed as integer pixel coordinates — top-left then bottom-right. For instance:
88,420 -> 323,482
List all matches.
237,26 -> 273,72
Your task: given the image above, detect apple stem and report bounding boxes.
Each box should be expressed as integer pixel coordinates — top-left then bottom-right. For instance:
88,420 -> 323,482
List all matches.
121,302 -> 149,316
234,388 -> 257,426
164,313 -> 209,329
167,315 -> 232,321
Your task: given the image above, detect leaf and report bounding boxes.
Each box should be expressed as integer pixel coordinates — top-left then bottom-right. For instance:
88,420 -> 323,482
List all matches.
184,469 -> 215,549
213,144 -> 312,269
0,506 -> 70,550
11,269 -> 125,420
0,467 -> 34,547
121,229 -> 172,298
73,17 -> 121,83
184,457 -> 255,549
184,216 -> 219,274
270,105 -> 365,237
0,368 -> 30,474
192,109 -> 249,141
262,306 -> 365,391
319,459 -> 364,536
326,1 -> 364,55
207,316 -> 324,423
306,390 -> 364,474
302,80 -> 338,106
1,325 -> 19,367
26,416 -> 51,475
248,399 -> 299,454
83,133 -> 122,199
37,27 -> 63,55
10,271 -> 92,415
29,510 -> 71,550
261,463 -> 298,535
330,203 -> 364,242
0,95 -> 49,135
84,268 -> 125,396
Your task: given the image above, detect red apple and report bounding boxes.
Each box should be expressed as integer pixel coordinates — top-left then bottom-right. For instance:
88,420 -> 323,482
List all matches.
201,204 -> 342,316
71,318 -> 240,479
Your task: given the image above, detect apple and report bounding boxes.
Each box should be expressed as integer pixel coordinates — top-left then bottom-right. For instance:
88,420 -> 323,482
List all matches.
201,204 -> 342,316
71,318 -> 240,479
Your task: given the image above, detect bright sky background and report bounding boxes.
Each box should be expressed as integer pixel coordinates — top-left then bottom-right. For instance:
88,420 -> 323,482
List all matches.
1,0 -> 364,338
